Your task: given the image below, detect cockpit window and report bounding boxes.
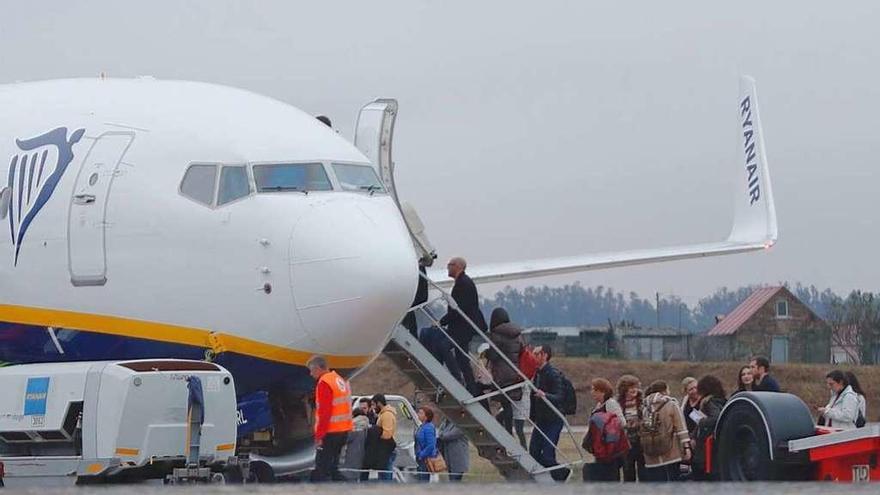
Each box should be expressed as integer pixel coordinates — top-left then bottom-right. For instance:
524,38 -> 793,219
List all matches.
253,163 -> 332,193
180,165 -> 217,206
332,163 -> 385,193
218,166 -> 251,205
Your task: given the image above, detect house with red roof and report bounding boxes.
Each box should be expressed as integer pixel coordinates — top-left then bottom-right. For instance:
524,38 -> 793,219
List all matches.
704,286 -> 831,363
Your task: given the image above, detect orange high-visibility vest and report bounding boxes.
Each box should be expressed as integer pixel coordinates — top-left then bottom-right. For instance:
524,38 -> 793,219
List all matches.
315,371 -> 353,433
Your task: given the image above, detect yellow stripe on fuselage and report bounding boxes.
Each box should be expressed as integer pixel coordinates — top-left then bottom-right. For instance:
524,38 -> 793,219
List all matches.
0,304 -> 370,369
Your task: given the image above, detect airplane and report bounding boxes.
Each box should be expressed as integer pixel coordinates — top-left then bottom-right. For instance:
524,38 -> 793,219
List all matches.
0,75 -> 776,469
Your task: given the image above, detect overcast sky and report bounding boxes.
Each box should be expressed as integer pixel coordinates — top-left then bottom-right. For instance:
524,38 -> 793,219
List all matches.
2,1 -> 877,303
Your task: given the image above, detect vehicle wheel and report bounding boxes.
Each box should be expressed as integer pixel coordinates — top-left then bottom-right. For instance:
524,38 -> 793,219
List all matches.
716,402 -> 773,481
249,461 -> 275,483
224,466 -> 244,484
716,393 -> 815,481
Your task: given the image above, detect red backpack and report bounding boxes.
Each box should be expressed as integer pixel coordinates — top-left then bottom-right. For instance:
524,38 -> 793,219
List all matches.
584,411 -> 631,463
518,344 -> 539,380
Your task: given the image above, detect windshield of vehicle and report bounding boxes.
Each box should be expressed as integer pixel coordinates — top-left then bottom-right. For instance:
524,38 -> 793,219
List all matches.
253,163 -> 332,192
332,163 -> 385,193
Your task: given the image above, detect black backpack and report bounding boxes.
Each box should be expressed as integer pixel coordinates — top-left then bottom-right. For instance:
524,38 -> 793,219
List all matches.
856,410 -> 867,428
559,374 -> 577,415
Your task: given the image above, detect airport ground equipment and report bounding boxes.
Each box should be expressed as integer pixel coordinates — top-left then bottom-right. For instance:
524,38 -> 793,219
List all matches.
0,359 -> 242,486
708,391 -> 880,482
381,274 -> 584,482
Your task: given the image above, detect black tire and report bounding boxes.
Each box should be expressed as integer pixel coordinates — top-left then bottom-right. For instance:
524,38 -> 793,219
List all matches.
715,392 -> 814,481
249,461 -> 276,483
716,401 -> 775,481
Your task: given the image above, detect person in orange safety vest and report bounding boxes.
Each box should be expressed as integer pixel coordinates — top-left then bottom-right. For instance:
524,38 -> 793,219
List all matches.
308,355 -> 353,481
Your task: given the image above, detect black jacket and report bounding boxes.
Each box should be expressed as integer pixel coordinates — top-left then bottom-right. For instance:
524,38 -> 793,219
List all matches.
693,395 -> 726,467
487,308 -> 524,400
753,374 -> 781,392
440,272 -> 487,344
362,424 -> 396,470
531,363 -> 564,423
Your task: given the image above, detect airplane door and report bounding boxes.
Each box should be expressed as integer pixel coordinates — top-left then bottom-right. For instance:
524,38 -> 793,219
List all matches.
67,132 -> 134,286
354,99 -> 437,265
354,98 -> 398,201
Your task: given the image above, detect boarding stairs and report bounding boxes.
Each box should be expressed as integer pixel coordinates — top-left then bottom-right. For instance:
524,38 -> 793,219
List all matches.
382,275 -> 584,482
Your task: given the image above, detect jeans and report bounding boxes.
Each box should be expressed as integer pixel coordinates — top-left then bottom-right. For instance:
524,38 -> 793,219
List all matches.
378,449 -> 397,481
311,432 -> 348,482
642,462 -> 681,482
454,344 -> 477,393
495,395 -> 513,434
587,459 -> 621,482
622,443 -> 645,481
528,418 -> 563,468
420,327 -> 464,384
416,459 -> 430,482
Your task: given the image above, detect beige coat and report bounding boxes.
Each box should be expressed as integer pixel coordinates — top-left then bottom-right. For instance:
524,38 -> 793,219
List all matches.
641,393 -> 691,468
377,405 -> 397,440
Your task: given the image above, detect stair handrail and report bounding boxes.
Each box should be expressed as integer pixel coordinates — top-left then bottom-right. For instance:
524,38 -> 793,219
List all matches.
415,305 -> 569,465
417,272 -> 585,467
415,305 -> 579,470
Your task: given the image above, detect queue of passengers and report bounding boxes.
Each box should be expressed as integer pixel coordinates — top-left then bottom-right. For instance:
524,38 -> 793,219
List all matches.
416,257 -> 873,482
580,364 -> 870,482
312,256 -> 873,483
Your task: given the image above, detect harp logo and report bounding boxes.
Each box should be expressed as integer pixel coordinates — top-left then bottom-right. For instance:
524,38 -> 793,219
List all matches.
6,127 -> 85,265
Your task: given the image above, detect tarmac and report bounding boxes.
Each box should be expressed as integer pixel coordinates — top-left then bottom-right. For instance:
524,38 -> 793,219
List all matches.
1,483 -> 878,494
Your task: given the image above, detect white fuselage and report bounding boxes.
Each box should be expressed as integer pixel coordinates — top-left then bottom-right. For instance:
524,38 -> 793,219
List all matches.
0,79 -> 418,393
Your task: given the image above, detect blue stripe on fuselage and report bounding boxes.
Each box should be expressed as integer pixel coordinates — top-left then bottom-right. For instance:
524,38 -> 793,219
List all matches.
0,321 -> 328,395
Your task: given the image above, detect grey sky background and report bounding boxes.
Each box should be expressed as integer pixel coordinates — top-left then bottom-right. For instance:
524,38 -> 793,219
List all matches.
2,2 -> 877,304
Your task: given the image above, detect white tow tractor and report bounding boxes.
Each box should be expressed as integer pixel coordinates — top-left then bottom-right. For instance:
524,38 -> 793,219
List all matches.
0,359 -> 244,486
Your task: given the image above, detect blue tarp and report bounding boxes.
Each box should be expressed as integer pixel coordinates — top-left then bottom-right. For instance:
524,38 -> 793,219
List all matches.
236,390 -> 273,437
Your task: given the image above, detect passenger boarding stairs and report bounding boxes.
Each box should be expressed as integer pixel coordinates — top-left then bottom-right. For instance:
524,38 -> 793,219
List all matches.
382,275 -> 584,482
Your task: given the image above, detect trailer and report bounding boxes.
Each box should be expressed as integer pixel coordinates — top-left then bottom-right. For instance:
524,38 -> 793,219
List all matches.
709,391 -> 880,482
0,359 -> 244,486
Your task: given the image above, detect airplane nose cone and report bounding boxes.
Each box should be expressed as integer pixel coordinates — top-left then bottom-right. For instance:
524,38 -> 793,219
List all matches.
288,198 -> 418,358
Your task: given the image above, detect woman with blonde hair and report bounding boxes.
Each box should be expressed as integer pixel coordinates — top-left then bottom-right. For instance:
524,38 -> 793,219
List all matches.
680,377 -> 700,439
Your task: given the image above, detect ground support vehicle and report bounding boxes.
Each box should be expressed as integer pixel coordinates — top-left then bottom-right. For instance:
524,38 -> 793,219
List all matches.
0,359 -> 243,486
710,391 -> 880,482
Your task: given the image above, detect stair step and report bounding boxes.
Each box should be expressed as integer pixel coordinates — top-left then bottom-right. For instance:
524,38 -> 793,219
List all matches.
382,324 -> 565,482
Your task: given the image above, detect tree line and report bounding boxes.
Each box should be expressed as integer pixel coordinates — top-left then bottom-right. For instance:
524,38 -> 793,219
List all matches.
482,282 -> 874,337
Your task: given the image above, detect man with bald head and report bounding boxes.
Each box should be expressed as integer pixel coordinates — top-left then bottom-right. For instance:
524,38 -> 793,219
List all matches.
439,256 -> 487,393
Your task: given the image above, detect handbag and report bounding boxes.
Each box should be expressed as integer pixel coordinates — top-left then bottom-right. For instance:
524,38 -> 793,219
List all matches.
425,452 -> 447,473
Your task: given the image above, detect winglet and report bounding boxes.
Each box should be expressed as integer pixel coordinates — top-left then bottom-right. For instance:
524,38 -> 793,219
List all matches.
727,75 -> 778,247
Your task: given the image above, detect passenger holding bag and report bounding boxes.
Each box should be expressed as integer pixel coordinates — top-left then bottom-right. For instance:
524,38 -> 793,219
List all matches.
845,371 -> 868,428
519,342 -> 539,380
425,452 -> 447,474
818,370 -> 860,430
487,308 -> 526,434
415,406 -> 441,481
583,378 -> 628,482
